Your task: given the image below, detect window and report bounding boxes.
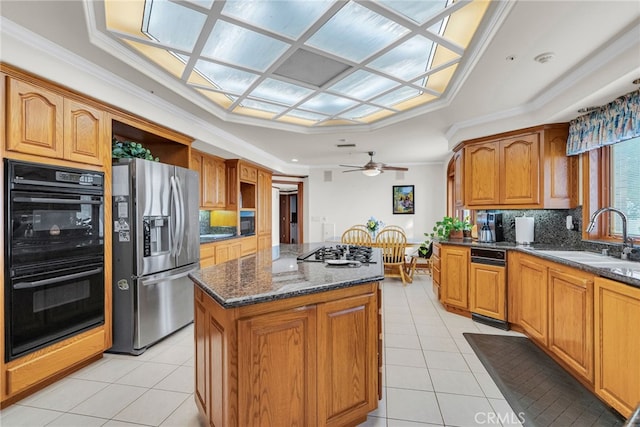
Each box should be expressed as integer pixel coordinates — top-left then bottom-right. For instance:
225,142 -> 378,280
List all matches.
610,137 -> 640,237
584,136 -> 640,242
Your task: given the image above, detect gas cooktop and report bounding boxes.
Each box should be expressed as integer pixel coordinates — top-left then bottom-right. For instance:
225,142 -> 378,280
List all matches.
297,245 -> 376,264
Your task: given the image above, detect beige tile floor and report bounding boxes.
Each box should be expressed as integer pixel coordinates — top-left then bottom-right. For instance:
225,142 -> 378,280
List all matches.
0,273 -> 524,427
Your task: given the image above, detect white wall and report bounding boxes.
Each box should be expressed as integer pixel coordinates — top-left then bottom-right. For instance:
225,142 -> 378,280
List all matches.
305,164 -> 446,243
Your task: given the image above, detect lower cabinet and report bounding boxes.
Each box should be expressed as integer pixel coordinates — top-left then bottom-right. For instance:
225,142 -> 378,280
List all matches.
548,267 -> 594,383
194,283 -> 380,427
469,262 -> 506,321
441,245 -> 469,309
594,277 -> 640,418
512,254 -> 548,345
431,243 -> 441,300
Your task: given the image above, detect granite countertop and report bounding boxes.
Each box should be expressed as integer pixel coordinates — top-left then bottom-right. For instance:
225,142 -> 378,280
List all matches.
199,233 -> 240,244
436,239 -> 640,288
189,243 -> 385,308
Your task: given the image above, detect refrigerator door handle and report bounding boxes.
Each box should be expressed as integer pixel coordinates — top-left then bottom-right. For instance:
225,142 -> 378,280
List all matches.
170,175 -> 181,257
175,175 -> 186,256
140,269 -> 192,286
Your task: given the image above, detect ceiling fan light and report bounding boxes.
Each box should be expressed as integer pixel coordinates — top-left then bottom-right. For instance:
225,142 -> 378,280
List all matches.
362,168 -> 381,177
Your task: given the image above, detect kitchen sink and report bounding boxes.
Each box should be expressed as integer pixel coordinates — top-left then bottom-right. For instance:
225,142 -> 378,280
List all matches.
534,250 -> 640,270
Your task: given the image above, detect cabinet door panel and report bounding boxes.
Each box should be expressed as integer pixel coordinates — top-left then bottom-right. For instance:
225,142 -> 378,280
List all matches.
318,293 -> 377,427
594,278 -> 640,418
238,306 -> 317,427
464,143 -> 499,205
517,257 -> 548,344
453,151 -> 464,207
194,300 -> 208,417
63,99 -> 104,165
7,78 -> 64,158
499,134 -> 539,205
201,156 -> 217,208
548,268 -> 593,382
469,263 -> 506,320
442,246 -> 469,309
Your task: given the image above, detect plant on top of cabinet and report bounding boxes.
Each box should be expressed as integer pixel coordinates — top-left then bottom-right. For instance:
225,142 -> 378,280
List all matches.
112,137 -> 158,161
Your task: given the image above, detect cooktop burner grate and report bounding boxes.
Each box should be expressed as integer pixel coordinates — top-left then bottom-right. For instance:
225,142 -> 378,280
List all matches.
297,245 -> 375,264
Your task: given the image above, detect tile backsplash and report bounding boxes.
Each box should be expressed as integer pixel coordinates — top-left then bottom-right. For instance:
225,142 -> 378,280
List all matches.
486,206 -> 639,260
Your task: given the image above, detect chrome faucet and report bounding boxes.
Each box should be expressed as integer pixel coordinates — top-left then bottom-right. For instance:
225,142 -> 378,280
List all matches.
586,207 -> 635,260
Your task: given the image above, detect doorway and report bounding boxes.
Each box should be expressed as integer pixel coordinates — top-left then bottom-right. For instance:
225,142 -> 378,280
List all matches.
273,179 -> 304,244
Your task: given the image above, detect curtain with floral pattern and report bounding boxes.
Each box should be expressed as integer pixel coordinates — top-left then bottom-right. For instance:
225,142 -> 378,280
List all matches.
566,88 -> 640,156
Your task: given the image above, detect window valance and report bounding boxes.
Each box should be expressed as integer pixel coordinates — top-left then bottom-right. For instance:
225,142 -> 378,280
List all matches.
566,88 -> 639,156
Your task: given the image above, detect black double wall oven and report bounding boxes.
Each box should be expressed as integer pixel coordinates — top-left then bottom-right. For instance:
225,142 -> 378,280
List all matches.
4,159 -> 105,362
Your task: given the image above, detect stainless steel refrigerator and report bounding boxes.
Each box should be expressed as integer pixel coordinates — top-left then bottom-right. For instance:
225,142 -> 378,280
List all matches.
110,158 -> 199,354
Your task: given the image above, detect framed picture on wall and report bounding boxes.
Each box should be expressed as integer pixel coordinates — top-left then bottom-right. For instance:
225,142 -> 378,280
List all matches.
392,185 -> 414,214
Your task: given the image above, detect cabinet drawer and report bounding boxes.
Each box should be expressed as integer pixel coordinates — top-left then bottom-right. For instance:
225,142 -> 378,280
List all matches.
5,329 -> 105,396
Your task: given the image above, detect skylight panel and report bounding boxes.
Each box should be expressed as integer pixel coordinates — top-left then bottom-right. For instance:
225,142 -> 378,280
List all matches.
342,104 -> 385,120
368,35 -> 434,80
298,93 -> 358,115
202,20 -> 290,71
184,0 -> 214,9
286,109 -> 329,122
372,87 -> 420,108
249,79 -> 314,105
143,0 -> 207,52
222,0 -> 333,39
240,99 -> 288,114
305,2 -> 408,63
328,70 -> 398,101
378,0 -> 449,25
193,60 -> 259,94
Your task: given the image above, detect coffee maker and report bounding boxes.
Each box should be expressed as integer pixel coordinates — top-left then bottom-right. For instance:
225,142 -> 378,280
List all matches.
476,212 -> 504,243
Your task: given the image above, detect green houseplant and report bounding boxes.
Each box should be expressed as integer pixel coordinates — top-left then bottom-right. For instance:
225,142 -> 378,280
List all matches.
430,216 -> 471,241
112,137 -> 159,161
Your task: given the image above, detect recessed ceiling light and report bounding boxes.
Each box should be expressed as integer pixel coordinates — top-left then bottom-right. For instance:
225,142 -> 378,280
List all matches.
534,52 -> 555,63
291,158 -> 299,162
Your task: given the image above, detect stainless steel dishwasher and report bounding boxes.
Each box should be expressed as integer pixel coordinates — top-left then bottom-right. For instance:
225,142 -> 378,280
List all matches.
469,247 -> 509,330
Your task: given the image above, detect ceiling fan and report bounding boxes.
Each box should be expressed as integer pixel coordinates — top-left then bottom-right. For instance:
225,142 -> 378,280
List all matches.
340,151 -> 409,176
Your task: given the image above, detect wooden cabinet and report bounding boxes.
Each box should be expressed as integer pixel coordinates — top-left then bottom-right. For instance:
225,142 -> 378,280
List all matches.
594,277 -> 640,418
464,142 -> 499,206
200,239 -> 245,268
239,163 -> 257,183
191,150 -> 226,209
238,305 -> 317,426
512,254 -> 548,344
500,134 -> 539,205
548,267 -> 594,382
193,282 -> 379,427
6,78 -> 105,166
469,262 -> 506,321
441,245 -> 469,309
225,159 -> 238,210
431,243 -> 441,299
257,168 -> 272,249
317,292 -> 378,426
453,151 -> 464,207
459,124 -> 576,209
215,241 -> 241,264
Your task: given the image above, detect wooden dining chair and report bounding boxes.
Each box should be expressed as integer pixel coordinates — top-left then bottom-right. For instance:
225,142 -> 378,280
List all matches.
341,227 -> 373,246
381,225 -> 406,235
352,224 -> 370,232
375,228 -> 410,285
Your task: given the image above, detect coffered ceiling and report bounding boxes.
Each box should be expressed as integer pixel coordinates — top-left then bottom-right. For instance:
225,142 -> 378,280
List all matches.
1,1 -> 639,172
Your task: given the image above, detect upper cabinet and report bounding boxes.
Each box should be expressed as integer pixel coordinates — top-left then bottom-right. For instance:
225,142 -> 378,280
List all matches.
6,77 -> 106,166
191,149 -> 226,209
458,124 -> 577,209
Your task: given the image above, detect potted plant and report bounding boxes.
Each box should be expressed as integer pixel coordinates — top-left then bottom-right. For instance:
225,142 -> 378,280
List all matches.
112,137 -> 159,161
430,216 -> 471,241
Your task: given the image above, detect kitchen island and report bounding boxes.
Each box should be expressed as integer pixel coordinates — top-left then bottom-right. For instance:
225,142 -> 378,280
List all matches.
188,244 -> 384,427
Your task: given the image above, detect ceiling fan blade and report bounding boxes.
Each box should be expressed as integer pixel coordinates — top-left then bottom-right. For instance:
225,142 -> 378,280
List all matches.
339,164 -> 363,168
342,169 -> 365,173
380,165 -> 409,171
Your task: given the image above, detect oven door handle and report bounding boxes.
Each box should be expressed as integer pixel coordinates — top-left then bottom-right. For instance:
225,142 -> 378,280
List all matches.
13,267 -> 103,289
13,197 -> 102,205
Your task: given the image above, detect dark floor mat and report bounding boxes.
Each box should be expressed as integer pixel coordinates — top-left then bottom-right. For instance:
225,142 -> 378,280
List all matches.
464,333 -> 625,427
